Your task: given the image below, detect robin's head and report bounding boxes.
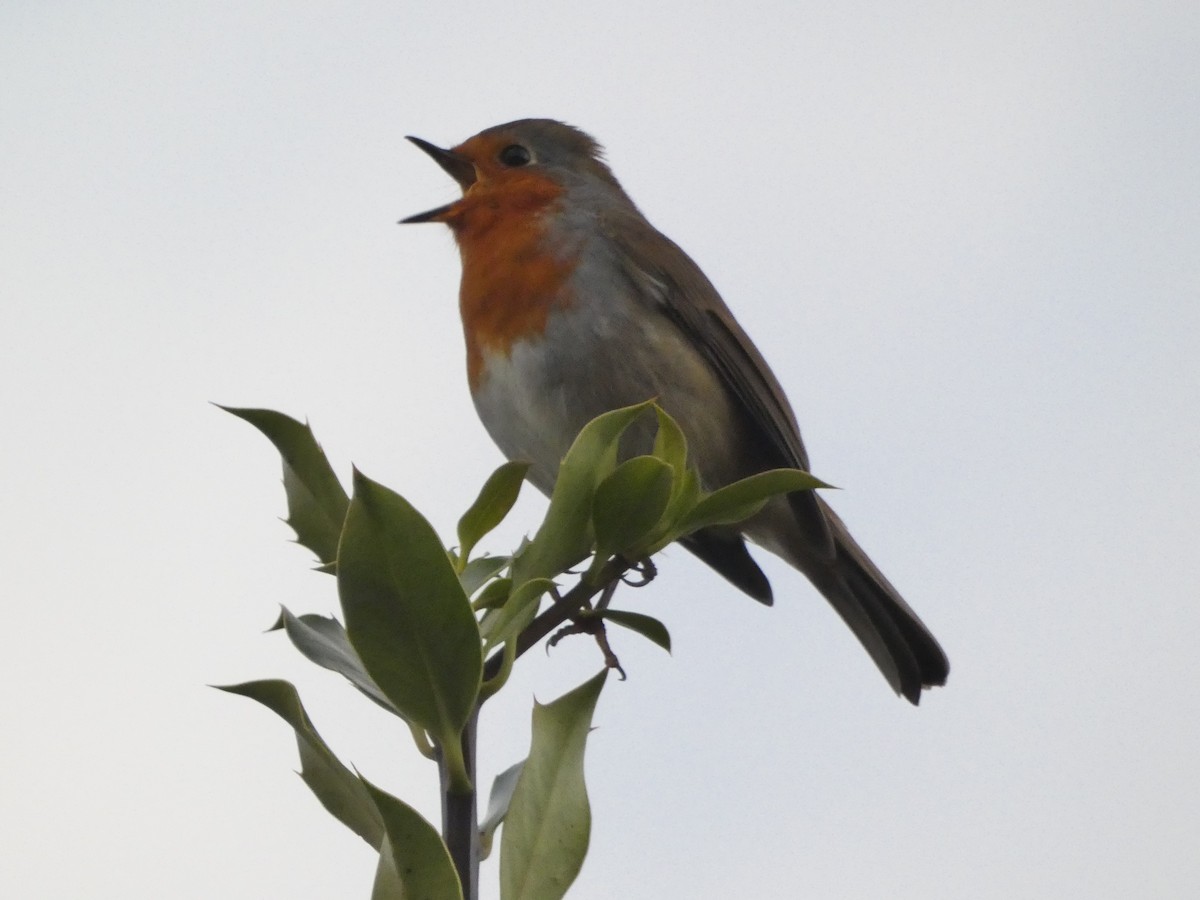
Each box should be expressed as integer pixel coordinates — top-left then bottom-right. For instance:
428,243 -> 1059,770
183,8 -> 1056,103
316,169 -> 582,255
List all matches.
401,119 -> 627,227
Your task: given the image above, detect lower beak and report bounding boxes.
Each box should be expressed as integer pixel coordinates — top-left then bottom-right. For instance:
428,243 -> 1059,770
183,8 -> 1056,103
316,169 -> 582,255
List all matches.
400,136 -> 476,224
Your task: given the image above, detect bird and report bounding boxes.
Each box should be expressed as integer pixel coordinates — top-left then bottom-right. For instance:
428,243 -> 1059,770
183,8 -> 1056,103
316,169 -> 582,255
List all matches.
401,119 -> 948,704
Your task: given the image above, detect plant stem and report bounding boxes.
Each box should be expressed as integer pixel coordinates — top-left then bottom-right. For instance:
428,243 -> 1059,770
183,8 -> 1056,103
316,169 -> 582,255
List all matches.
441,559 -> 633,898
439,710 -> 479,900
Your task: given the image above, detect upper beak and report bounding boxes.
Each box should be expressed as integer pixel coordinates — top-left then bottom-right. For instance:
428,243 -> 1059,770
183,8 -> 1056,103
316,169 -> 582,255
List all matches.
400,136 -> 476,224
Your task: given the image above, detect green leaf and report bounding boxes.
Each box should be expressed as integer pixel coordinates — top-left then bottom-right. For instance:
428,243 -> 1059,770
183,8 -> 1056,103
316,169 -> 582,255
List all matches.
500,670 -> 608,900
219,406 -> 349,565
364,779 -> 463,900
460,554 -> 511,597
275,607 -> 399,715
271,609 -> 434,757
480,760 -> 526,860
472,577 -> 513,612
217,679 -> 384,849
642,465 -> 703,552
513,402 -> 653,585
372,839 -> 405,900
338,470 -> 482,787
680,468 -> 831,534
483,577 -> 554,651
651,404 -> 688,473
592,456 -> 674,560
592,609 -> 671,654
457,461 -> 529,568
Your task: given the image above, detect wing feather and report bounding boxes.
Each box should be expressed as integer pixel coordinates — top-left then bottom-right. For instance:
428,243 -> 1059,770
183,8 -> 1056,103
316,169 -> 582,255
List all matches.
603,209 -> 834,555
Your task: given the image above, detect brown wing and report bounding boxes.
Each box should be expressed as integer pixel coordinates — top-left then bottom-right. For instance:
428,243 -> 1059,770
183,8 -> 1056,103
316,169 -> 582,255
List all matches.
603,208 -> 835,557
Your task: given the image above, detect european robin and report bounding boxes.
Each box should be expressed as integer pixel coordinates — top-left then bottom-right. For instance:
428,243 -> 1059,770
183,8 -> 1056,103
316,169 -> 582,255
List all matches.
402,119 -> 948,704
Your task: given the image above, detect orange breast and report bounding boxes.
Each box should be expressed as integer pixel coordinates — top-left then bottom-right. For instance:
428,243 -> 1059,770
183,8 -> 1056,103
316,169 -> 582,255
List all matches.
443,174 -> 581,390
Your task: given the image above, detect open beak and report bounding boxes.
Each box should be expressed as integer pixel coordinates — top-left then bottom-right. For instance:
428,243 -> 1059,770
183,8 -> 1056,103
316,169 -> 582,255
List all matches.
400,136 -> 476,224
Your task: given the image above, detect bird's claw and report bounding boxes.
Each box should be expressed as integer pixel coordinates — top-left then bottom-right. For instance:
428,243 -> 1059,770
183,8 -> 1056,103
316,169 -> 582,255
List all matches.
621,557 -> 657,587
547,615 -> 627,679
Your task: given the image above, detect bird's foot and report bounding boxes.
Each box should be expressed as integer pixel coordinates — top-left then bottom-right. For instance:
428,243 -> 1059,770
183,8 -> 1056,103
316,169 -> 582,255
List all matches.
547,615 -> 627,680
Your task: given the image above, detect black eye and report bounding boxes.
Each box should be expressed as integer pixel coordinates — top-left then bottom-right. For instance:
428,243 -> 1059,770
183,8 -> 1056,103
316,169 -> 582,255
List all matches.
498,144 -> 532,167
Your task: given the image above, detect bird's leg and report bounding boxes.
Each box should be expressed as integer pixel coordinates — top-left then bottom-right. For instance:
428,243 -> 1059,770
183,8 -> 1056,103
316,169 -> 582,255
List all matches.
547,612 -> 627,680
545,557 -> 653,677
594,572 -> 622,610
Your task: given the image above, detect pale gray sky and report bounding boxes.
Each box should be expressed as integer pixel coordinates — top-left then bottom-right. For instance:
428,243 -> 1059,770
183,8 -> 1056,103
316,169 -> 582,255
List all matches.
2,3 -> 1197,898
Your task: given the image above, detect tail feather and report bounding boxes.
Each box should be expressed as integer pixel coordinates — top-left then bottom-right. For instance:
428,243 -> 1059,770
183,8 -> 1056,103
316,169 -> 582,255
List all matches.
752,494 -> 948,704
703,492 -> 949,703
808,500 -> 949,704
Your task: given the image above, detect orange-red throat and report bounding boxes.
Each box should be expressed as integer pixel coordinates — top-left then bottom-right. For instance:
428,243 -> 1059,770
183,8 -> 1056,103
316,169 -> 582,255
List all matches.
404,136 -> 580,391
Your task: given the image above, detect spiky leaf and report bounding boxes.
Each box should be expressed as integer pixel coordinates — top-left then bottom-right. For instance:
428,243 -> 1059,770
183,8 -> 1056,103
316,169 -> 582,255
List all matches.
500,670 -> 608,900
275,607 -> 398,714
220,406 -> 348,565
217,679 -> 384,849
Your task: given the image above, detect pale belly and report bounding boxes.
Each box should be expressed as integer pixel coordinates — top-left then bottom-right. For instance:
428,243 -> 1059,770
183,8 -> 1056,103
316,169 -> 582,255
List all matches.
469,303 -> 751,496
